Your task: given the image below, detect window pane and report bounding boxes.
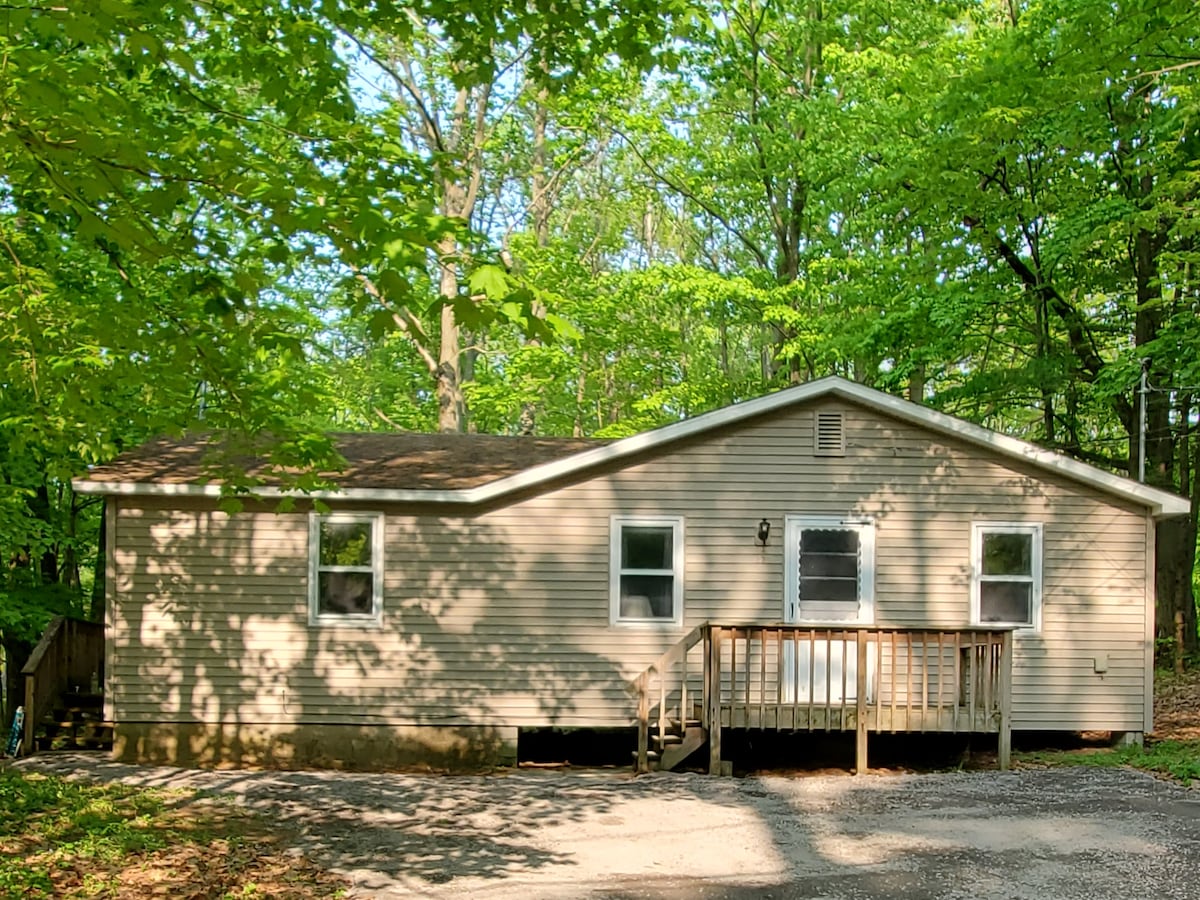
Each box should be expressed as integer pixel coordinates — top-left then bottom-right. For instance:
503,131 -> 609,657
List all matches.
982,532 -> 1031,577
619,574 -> 674,618
318,571 -> 374,615
622,526 -> 672,570
320,521 -> 372,567
801,529 -> 858,555
799,576 -> 859,603
979,581 -> 1032,624
799,552 -> 858,578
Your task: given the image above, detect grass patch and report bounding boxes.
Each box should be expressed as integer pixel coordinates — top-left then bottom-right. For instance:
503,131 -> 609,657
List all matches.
1017,739 -> 1200,786
0,768 -> 346,898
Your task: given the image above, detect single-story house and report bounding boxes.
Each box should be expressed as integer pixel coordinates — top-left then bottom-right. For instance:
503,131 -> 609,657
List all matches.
70,376 -> 1189,772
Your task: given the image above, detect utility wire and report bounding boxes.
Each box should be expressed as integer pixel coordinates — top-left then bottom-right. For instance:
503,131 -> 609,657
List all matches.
1146,382 -> 1200,393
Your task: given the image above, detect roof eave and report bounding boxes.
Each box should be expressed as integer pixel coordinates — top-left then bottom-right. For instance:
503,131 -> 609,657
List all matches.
72,376 -> 1193,517
823,381 -> 1191,519
70,479 -> 475,504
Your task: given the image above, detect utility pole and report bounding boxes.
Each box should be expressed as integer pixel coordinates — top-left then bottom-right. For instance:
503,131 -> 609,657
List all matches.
1137,359 -> 1149,484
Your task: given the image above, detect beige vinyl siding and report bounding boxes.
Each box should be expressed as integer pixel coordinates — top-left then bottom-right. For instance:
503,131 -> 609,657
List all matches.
110,398 -> 1150,733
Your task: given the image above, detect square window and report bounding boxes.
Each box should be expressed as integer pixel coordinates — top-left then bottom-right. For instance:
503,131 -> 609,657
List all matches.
310,512 -> 383,625
611,517 -> 683,625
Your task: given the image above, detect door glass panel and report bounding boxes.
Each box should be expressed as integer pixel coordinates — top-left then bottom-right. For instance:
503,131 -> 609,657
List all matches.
799,552 -> 858,578
799,576 -> 859,603
802,529 -> 859,555
798,528 -> 859,604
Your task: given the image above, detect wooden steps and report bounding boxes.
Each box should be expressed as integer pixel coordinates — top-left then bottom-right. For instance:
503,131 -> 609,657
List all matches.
33,691 -> 113,752
657,724 -> 707,771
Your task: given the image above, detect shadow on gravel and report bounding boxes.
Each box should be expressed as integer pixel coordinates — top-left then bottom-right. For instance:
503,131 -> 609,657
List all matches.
17,755 -> 705,887
17,754 -> 1200,899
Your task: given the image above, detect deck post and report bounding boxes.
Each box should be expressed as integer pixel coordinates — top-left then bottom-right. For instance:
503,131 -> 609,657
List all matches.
636,673 -> 649,774
708,626 -> 723,775
997,631 -> 1013,770
855,629 -> 868,775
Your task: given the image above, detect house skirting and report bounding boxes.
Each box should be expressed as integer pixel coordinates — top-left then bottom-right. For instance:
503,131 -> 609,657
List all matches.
112,722 -> 519,771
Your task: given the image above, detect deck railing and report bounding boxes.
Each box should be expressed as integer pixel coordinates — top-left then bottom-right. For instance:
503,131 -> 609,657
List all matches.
21,616 -> 105,755
636,624 -> 1013,774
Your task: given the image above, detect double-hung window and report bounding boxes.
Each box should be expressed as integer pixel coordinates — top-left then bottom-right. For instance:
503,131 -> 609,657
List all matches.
309,512 -> 384,626
610,516 -> 684,625
971,522 -> 1042,629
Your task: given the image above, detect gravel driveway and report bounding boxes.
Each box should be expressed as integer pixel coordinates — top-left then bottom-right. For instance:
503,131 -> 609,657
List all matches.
17,754 -> 1200,899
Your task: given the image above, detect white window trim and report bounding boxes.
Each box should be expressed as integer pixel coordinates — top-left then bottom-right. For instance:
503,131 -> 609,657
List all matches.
970,522 -> 1043,631
308,511 -> 385,627
610,515 -> 685,627
784,515 -> 876,625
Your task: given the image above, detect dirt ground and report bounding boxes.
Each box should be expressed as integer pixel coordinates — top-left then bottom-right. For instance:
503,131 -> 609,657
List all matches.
1154,667 -> 1200,740
16,753 -> 1200,900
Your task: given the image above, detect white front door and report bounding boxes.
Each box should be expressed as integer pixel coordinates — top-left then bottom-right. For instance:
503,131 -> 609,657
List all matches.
782,517 -> 875,703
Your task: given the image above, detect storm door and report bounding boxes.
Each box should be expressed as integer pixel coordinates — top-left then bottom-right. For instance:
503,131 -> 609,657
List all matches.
782,517 -> 875,703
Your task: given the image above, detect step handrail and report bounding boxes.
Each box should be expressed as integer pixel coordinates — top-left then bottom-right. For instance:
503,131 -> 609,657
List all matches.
635,623 -> 708,773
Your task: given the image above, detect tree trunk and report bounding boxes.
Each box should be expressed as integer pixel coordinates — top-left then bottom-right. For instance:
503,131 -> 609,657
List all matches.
573,348 -> 588,437
1130,220 -> 1193,647
1,639 -> 31,732
519,74 -> 551,435
908,362 -> 926,403
90,501 -> 107,621
436,230 -> 465,433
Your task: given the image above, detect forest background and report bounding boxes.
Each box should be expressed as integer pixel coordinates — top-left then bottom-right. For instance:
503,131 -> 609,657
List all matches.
2,0 -> 1198,716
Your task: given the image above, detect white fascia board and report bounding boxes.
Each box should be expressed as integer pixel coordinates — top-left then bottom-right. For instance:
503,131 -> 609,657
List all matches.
71,376 -> 1191,517
70,478 -> 471,504
824,381 -> 1191,518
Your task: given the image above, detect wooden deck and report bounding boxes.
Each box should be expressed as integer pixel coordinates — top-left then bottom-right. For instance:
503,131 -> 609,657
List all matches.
635,624 -> 1013,775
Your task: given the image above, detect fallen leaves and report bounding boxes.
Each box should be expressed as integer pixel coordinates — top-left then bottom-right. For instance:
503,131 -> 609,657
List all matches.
2,775 -> 347,899
1154,667 -> 1200,742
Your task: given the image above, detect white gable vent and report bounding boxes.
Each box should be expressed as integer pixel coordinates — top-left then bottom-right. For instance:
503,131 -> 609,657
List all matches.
814,410 -> 846,456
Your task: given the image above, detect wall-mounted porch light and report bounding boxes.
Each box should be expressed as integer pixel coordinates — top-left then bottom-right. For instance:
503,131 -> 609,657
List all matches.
757,518 -> 771,547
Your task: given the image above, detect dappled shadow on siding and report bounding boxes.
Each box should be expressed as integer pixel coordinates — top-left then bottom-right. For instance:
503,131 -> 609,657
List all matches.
114,497 -> 635,770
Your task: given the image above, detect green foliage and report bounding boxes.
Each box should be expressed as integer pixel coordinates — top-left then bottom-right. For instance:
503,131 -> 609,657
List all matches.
0,0 -> 1198,644
1017,740 -> 1200,787
0,584 -> 87,645
0,770 -> 176,896
0,770 -> 345,897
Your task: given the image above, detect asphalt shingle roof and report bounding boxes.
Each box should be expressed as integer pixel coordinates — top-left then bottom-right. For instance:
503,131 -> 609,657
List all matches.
80,433 -> 609,491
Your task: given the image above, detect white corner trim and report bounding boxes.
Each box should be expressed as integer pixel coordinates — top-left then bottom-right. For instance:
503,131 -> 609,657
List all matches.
73,376 -> 1191,517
